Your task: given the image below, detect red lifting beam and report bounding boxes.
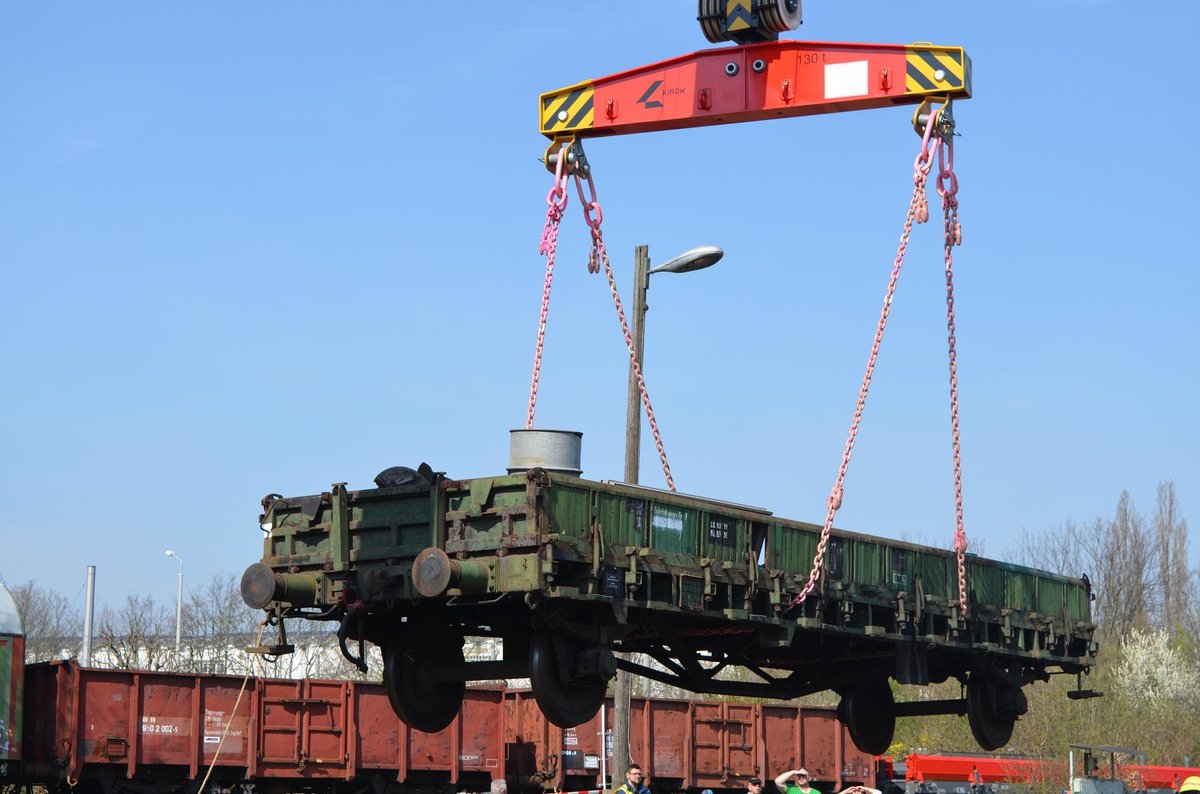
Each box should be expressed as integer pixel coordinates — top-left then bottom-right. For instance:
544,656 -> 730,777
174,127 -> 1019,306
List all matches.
540,39 -> 971,140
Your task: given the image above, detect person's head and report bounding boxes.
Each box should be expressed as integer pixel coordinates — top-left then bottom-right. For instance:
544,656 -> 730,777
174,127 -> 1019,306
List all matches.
748,778 -> 763,793
792,770 -> 811,787
1179,777 -> 1200,794
626,765 -> 644,785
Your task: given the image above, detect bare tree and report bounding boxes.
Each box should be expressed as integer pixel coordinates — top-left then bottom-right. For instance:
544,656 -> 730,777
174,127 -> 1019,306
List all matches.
1153,481 -> 1190,631
95,594 -> 173,670
1009,491 -> 1165,639
5,579 -> 81,662
182,573 -> 263,675
1087,492 -> 1158,639
1010,522 -> 1086,577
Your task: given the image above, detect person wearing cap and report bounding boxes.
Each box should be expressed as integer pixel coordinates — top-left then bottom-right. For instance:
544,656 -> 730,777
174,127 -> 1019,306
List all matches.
1177,776 -> 1200,794
616,763 -> 650,794
747,778 -> 764,794
775,769 -> 815,794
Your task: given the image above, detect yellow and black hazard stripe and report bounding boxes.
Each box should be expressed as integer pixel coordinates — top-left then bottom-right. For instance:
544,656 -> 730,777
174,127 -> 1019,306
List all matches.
540,81 -> 595,136
725,0 -> 753,34
905,46 -> 972,98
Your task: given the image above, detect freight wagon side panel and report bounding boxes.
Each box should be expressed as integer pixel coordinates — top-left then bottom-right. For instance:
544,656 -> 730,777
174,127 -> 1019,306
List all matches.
199,677 -> 254,773
628,696 -> 647,783
805,708 -> 874,786
799,708 -> 839,784
19,662 -> 65,775
354,683 -> 403,772
139,672 -> 253,774
504,691 -> 556,790
22,663 -> 255,783
0,633 -> 22,763
559,704 -> 603,784
763,705 -> 873,789
645,698 -> 691,783
763,705 -> 801,784
457,689 -> 507,782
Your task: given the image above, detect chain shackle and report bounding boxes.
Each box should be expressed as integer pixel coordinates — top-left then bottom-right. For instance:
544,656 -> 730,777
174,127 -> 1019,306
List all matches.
589,204 -> 677,491
790,104 -> 954,612
527,145 -> 573,430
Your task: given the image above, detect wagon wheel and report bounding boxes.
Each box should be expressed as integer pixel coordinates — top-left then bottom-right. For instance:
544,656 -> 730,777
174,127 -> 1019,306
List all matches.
841,677 -> 896,755
967,672 -> 1016,751
383,631 -> 465,733
529,631 -> 606,728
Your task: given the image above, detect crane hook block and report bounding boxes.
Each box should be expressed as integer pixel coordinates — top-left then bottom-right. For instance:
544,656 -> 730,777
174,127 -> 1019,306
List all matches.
698,0 -> 803,45
540,40 -> 970,140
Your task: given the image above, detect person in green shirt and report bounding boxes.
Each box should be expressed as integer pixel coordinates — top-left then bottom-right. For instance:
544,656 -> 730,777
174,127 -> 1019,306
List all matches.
775,769 -> 815,794
774,771 -> 878,794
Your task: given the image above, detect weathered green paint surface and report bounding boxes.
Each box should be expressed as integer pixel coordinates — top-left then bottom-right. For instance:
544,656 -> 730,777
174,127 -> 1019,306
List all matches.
258,469 -> 1096,675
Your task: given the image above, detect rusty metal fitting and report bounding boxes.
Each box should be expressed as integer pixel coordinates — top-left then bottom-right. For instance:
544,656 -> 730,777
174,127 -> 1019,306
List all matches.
240,563 -> 318,609
412,547 -> 489,598
543,137 -> 589,177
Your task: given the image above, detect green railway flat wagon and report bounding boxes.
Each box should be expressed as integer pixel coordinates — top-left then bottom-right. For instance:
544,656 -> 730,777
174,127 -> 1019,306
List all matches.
241,464 -> 1098,755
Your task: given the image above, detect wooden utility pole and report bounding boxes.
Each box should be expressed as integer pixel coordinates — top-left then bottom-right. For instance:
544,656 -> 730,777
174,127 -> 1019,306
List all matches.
613,244 -> 650,789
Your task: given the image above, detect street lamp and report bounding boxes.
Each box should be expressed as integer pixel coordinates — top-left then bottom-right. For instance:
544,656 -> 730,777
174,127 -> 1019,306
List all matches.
614,243 -> 722,789
623,244 -> 724,483
164,550 -> 183,654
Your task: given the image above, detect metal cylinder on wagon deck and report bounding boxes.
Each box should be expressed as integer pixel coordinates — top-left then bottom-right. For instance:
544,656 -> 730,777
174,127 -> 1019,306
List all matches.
508,428 -> 582,477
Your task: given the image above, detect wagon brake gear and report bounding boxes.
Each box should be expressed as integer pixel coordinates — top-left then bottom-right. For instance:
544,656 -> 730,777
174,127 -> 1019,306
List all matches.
245,606 -> 294,657
1068,669 -> 1103,700
337,597 -> 369,674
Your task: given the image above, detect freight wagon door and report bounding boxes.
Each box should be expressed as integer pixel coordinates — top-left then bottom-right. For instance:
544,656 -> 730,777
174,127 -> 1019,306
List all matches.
260,680 -> 348,775
692,703 -> 757,786
302,681 -> 349,772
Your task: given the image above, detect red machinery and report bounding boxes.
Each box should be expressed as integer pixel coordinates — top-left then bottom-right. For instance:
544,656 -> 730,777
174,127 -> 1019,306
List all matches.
905,754 -> 1045,786
10,660 -> 874,794
895,754 -> 1200,794
539,0 -> 969,154
1125,765 -> 1200,794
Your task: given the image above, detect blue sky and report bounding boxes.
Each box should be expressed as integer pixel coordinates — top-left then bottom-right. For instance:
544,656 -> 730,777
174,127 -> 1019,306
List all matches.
2,2 -> 1196,614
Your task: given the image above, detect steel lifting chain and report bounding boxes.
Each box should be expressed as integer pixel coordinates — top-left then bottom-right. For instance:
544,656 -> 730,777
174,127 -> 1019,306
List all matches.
936,123 -> 969,617
526,146 -> 571,430
789,106 -> 967,611
574,163 -> 677,491
525,142 -> 677,491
